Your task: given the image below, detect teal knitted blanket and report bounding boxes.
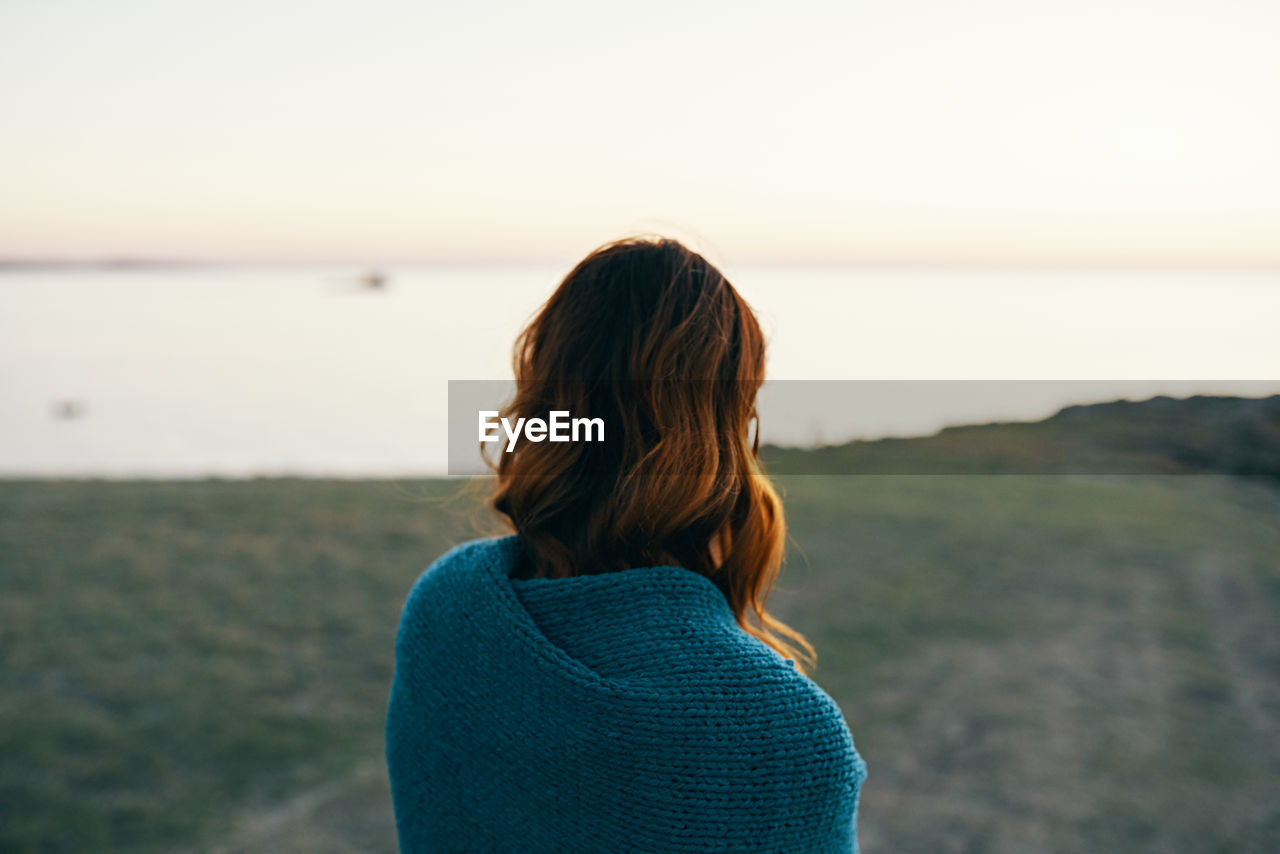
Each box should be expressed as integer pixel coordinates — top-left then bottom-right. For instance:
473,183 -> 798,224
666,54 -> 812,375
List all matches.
386,535 -> 867,852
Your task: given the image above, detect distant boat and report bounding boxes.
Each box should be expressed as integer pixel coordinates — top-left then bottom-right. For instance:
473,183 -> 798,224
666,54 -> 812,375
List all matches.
51,399 -> 86,420
320,269 -> 392,295
359,269 -> 388,290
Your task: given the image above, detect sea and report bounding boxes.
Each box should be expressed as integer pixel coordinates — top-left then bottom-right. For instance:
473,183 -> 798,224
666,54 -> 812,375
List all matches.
2,264 -> 1278,477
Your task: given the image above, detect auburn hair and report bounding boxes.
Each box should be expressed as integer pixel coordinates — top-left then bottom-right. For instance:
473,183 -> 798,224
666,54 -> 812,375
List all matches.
485,236 -> 816,673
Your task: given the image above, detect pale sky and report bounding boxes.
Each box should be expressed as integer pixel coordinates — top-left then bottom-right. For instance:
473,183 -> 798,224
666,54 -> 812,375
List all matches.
2,0 -> 1278,265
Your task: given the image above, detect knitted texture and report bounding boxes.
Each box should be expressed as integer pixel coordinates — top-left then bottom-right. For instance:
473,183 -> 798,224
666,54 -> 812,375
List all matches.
386,535 -> 867,853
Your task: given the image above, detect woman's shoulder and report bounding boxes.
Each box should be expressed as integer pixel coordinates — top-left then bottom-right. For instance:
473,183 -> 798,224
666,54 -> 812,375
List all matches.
695,631 -> 867,783
392,536 -> 517,649
743,652 -> 863,750
425,533 -> 517,572
402,535 -> 515,597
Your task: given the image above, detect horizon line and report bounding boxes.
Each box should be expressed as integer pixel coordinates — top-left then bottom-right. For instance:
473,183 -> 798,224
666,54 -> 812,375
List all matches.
3,255 -> 1280,273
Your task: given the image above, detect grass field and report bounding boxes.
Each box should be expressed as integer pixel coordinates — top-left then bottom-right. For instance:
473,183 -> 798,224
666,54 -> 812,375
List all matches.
2,472 -> 1279,852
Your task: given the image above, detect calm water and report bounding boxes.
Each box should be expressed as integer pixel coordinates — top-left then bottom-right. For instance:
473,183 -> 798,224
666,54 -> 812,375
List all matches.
2,265 -> 1278,476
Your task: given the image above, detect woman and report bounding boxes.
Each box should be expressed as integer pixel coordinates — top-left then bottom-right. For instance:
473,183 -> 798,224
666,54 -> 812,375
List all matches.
386,237 -> 867,852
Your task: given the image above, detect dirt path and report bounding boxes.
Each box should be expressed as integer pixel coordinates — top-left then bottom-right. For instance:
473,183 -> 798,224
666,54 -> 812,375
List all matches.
205,758 -> 395,854
1189,550 -> 1280,743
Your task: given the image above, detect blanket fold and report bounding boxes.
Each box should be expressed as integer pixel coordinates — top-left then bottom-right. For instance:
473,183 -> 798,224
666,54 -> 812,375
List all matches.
386,535 -> 866,853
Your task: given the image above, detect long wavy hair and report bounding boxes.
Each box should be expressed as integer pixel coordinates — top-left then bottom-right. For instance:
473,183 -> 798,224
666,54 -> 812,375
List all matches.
484,236 -> 816,673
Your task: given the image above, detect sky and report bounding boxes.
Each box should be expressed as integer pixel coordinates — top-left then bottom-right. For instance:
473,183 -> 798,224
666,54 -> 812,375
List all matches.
2,0 -> 1279,266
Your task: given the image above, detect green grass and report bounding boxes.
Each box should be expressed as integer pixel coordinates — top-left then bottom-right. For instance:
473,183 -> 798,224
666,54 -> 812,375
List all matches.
2,474 -> 1279,852
769,474 -> 1280,852
0,478 -> 487,853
